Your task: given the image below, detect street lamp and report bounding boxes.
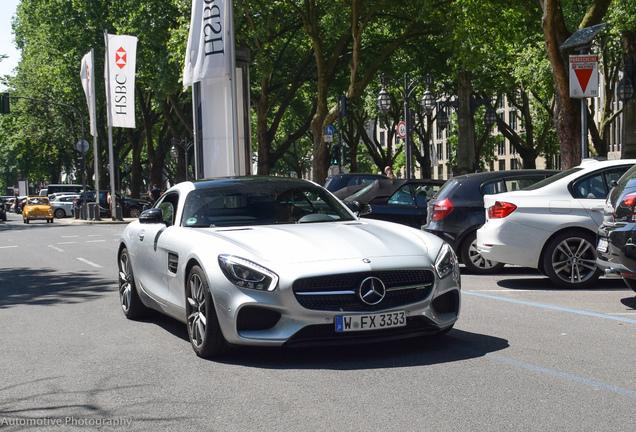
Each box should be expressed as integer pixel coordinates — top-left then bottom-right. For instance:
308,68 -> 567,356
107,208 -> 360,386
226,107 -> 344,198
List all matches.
377,72 -> 432,179
171,137 -> 194,181
618,76 -> 634,102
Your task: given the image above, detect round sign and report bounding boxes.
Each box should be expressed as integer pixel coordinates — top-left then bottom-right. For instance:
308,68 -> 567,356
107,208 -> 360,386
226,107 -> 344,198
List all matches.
325,125 -> 335,135
76,140 -> 90,153
397,121 -> 407,139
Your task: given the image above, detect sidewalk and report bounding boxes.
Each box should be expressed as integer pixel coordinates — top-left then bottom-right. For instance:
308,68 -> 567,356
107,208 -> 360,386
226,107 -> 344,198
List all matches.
57,216 -> 134,225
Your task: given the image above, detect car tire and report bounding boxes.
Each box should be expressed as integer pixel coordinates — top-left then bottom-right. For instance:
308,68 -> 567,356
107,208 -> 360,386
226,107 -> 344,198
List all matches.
622,277 -> 636,293
129,207 -> 141,219
185,265 -> 229,358
54,209 -> 65,219
118,248 -> 147,319
460,232 -> 506,274
542,230 -> 602,288
24,218 -> 28,224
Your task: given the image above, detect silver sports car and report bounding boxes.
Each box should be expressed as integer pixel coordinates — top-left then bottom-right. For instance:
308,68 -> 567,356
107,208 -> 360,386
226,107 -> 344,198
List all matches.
118,177 -> 461,358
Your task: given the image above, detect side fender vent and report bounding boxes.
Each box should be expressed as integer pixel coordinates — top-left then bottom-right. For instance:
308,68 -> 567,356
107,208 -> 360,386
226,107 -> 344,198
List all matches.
168,253 -> 179,274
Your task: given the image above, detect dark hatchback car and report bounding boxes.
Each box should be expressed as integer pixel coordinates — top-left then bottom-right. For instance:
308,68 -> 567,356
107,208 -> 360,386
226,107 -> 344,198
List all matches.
324,173 -> 388,194
74,191 -> 151,218
423,169 -> 559,274
344,178 -> 445,228
596,164 -> 636,292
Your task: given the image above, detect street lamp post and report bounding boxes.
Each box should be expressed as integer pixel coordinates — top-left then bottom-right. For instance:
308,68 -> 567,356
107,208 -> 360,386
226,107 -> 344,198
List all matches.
377,72 -> 429,179
171,137 -> 194,182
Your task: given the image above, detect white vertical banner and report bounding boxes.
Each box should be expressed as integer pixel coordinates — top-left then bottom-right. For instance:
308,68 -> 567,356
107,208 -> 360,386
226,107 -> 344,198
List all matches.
80,50 -> 97,137
105,33 -> 138,128
183,0 -> 242,179
81,48 -> 100,214
183,0 -> 232,87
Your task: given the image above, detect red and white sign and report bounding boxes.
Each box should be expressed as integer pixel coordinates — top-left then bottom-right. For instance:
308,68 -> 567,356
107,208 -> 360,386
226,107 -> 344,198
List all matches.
569,55 -> 598,98
397,121 -> 406,139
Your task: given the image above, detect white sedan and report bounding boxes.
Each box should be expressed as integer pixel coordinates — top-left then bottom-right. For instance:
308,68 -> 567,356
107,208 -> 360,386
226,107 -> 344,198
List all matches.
476,159 -> 636,288
118,177 -> 461,358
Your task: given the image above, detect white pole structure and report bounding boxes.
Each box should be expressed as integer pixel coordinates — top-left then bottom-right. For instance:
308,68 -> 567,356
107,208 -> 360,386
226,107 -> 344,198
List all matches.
103,30 -> 117,220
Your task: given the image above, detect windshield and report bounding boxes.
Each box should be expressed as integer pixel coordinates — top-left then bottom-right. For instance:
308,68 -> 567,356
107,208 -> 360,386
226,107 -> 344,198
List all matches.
182,181 -> 356,227
522,168 -> 578,191
28,197 -> 49,205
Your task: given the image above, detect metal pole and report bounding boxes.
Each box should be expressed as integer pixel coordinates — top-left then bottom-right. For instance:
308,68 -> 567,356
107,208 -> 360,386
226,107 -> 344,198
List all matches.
404,73 -> 412,179
581,99 -> 587,161
104,30 -> 118,220
338,96 -> 343,174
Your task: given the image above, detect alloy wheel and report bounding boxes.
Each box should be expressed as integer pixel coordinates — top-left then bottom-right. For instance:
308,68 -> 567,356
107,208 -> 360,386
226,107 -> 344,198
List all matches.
187,273 -> 207,348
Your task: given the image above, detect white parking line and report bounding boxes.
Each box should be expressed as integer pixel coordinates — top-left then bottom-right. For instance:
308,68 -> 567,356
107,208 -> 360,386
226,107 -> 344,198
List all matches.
48,245 -> 64,252
486,353 -> 636,398
86,240 -> 106,243
77,257 -> 102,268
58,241 -> 78,245
0,245 -> 18,249
464,291 -> 636,324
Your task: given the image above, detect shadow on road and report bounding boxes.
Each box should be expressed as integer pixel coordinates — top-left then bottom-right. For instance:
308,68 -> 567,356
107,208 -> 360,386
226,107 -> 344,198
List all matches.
495,274 -> 629,291
0,267 -> 114,309
213,329 -> 509,370
621,296 -> 636,309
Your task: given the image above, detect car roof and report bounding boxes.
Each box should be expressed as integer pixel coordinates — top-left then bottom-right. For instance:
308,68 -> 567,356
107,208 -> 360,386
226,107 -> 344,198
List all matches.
344,178 -> 444,202
450,169 -> 560,182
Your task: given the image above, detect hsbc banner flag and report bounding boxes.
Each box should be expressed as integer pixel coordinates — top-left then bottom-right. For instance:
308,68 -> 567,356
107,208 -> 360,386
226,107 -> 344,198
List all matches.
104,33 -> 138,128
80,50 -> 97,136
183,0 -> 232,87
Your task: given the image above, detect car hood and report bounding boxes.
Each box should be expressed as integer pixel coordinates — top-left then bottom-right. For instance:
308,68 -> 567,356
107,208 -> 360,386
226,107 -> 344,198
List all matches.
202,219 -> 433,264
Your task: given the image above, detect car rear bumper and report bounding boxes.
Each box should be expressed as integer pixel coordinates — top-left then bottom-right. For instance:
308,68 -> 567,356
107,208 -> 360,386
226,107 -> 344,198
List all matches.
476,220 -> 545,268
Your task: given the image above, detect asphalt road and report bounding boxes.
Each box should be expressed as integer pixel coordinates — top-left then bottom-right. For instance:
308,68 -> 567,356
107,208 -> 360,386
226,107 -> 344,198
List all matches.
1,211 -> 635,431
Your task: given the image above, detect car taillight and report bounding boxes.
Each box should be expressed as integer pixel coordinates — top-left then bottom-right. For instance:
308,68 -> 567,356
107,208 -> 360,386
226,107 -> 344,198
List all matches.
488,201 -> 517,219
432,198 -> 454,221
619,193 -> 636,221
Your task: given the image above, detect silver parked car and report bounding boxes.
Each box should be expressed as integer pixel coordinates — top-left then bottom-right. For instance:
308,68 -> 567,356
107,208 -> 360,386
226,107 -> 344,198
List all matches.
50,194 -> 79,218
118,177 -> 461,358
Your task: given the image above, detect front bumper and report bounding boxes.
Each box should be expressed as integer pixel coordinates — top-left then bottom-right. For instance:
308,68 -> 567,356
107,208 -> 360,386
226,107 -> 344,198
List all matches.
213,258 -> 461,347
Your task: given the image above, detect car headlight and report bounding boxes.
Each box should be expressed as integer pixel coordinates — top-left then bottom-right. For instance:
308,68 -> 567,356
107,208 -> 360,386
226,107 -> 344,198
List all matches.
218,255 -> 279,291
434,242 -> 459,280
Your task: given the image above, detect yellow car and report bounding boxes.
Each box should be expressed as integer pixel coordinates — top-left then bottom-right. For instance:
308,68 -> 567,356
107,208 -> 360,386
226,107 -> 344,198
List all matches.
22,196 -> 54,224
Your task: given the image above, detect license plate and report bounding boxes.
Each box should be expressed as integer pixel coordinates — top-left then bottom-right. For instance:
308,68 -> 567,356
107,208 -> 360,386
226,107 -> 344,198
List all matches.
335,311 -> 406,332
597,238 -> 608,253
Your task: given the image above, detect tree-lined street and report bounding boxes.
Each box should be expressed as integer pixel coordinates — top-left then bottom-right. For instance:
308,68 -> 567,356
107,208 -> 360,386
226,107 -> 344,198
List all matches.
1,214 -> 635,430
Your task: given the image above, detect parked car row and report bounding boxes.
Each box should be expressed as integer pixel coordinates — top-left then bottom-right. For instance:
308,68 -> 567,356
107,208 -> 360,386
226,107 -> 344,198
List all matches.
475,158 -> 636,289
72,191 -> 151,219
335,160 -> 636,292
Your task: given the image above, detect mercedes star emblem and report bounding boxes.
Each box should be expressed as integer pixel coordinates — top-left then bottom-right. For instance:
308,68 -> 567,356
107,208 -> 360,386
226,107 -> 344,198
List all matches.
358,276 -> 386,305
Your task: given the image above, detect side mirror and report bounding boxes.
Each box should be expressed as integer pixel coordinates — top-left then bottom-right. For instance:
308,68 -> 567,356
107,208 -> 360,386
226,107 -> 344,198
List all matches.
139,208 -> 164,224
346,200 -> 372,217
610,179 -> 618,188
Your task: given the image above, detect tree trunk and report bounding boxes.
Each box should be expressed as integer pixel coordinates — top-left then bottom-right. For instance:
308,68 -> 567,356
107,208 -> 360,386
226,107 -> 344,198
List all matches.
621,31 -> 636,158
455,71 -> 476,175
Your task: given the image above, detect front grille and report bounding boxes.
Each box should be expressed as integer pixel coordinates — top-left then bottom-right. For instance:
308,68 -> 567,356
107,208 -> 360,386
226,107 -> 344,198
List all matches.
283,316 -> 441,347
293,270 -> 434,312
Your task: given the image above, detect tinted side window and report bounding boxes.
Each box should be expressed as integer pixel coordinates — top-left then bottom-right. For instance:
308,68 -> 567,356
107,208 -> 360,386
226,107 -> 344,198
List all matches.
388,185 -> 415,205
505,175 -> 549,191
481,180 -> 505,195
572,167 -> 632,199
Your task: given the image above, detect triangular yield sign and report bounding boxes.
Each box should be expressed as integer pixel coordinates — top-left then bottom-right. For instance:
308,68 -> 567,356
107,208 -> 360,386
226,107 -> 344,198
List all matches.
574,68 -> 593,93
